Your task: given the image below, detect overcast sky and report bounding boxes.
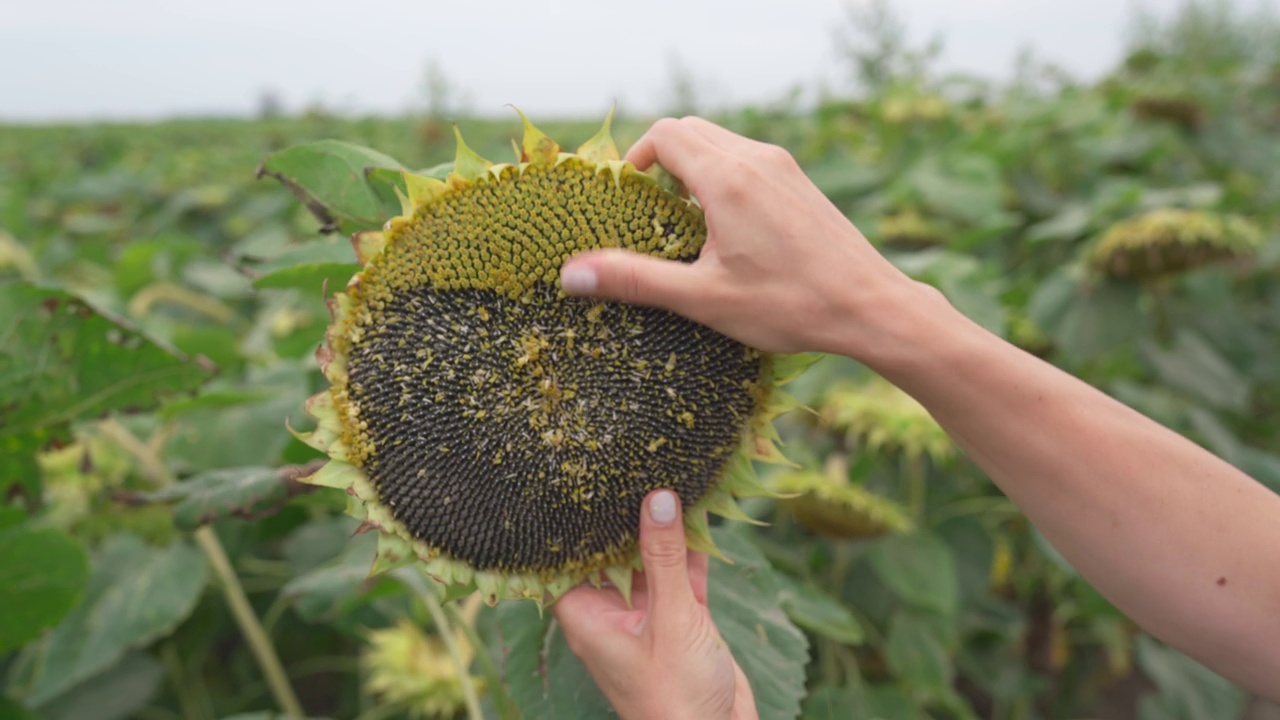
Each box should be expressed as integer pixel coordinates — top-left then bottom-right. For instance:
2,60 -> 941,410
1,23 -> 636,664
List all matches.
1,0 -> 1272,122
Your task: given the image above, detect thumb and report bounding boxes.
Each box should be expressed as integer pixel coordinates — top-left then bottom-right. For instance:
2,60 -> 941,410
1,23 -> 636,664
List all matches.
560,249 -> 701,314
638,490 -> 697,627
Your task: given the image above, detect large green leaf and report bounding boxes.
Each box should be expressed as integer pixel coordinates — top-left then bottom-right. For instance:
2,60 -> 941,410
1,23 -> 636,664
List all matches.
884,609 -> 953,690
34,651 -> 163,720
257,140 -> 405,232
710,527 -> 810,720
0,523 -> 90,653
802,684 -> 922,720
868,531 -> 959,616
1141,331 -> 1251,413
496,601 -> 615,720
0,695 -> 39,720
280,531 -> 390,622
775,574 -> 864,646
0,285 -> 213,441
497,527 -> 809,720
140,465 -> 297,531
1135,635 -> 1247,720
9,535 -> 208,705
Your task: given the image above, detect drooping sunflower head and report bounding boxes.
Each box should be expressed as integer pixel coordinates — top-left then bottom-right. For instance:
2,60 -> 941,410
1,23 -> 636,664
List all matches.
1087,208 -> 1262,280
874,210 -> 949,250
819,377 -> 953,465
291,111 -> 813,606
771,468 -> 913,540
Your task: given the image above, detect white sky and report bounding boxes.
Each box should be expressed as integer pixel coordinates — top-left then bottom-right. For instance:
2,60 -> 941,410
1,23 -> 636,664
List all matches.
0,0 -> 1272,122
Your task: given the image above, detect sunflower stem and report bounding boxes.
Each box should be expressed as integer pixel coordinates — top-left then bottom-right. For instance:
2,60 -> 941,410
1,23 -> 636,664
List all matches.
414,571 -> 485,720
444,601 -> 518,720
98,419 -> 306,720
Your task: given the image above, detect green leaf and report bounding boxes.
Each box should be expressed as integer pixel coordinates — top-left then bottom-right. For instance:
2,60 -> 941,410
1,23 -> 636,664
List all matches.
802,684 -> 922,720
10,535 -> 208,705
708,527 -> 811,720
496,601 -> 615,720
0,285 -> 213,442
257,140 -> 405,232
884,609 -> 953,689
869,531 -> 959,616
1236,447 -> 1280,493
281,531 -> 388,622
1035,277 -> 1147,360
775,574 -> 864,645
1135,634 -> 1247,720
140,466 -> 292,531
34,651 -> 163,720
0,525 -> 90,653
0,695 -> 39,720
1141,330 -> 1251,413
252,262 -> 359,294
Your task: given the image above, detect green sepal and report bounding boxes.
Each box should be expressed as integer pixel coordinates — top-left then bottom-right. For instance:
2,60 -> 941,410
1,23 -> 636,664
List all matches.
700,487 -> 768,526
603,564 -> 635,607
475,572 -> 508,607
544,574 -> 576,604
771,353 -> 823,386
304,460 -> 362,489
400,170 -> 446,211
723,453 -> 779,498
577,105 -> 620,163
370,532 -> 415,575
684,512 -> 730,563
351,230 -> 386,266
750,434 -> 799,467
764,389 -> 806,420
513,107 -> 560,164
451,125 -> 492,181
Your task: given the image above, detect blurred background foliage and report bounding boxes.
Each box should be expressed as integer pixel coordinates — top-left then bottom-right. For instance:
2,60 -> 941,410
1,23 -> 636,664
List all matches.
2,1 -> 1279,718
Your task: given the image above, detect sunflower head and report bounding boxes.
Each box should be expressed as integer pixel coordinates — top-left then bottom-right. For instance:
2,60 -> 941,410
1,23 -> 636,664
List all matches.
772,469 -> 913,540
874,210 -> 949,250
1087,208 -> 1262,280
363,619 -> 482,719
819,377 -> 953,465
289,110 -> 814,606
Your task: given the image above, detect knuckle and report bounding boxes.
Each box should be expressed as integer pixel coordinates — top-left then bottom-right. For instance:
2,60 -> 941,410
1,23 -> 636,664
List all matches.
618,262 -> 645,303
650,117 -> 682,138
758,143 -> 796,168
643,536 -> 687,569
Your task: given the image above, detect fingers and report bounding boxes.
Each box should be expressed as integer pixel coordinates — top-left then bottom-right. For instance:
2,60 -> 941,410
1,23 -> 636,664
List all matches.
623,118 -> 729,198
560,249 -> 704,318
637,489 -> 698,630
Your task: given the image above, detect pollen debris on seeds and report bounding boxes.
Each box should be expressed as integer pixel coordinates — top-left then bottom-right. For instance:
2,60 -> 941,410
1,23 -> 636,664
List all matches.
290,109 -> 816,606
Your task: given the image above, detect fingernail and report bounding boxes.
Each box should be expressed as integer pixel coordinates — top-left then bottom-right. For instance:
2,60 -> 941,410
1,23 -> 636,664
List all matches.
649,490 -> 677,525
560,265 -> 597,294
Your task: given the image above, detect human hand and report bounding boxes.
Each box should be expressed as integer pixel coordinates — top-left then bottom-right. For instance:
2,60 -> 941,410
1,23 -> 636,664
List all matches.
551,490 -> 757,720
559,116 -> 933,359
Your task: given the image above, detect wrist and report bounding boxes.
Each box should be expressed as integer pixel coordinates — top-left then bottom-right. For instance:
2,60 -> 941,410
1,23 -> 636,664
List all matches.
826,276 -> 970,372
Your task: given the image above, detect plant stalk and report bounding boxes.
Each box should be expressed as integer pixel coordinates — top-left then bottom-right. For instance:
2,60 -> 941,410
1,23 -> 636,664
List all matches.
196,526 -> 306,719
98,419 -> 305,719
414,575 -> 485,720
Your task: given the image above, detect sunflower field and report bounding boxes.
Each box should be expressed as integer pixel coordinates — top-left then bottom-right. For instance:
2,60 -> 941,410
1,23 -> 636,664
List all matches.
2,3 -> 1279,719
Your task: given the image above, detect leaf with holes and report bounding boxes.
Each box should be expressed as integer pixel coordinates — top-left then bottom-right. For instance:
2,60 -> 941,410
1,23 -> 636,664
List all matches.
0,285 -> 213,443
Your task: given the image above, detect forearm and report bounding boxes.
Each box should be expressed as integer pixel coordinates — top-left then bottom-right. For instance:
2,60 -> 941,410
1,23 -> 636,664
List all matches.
850,284 -> 1280,698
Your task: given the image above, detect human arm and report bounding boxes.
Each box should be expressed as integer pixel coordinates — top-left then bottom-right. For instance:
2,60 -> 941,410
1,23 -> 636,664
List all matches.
552,489 -> 756,720
558,117 -> 1280,699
